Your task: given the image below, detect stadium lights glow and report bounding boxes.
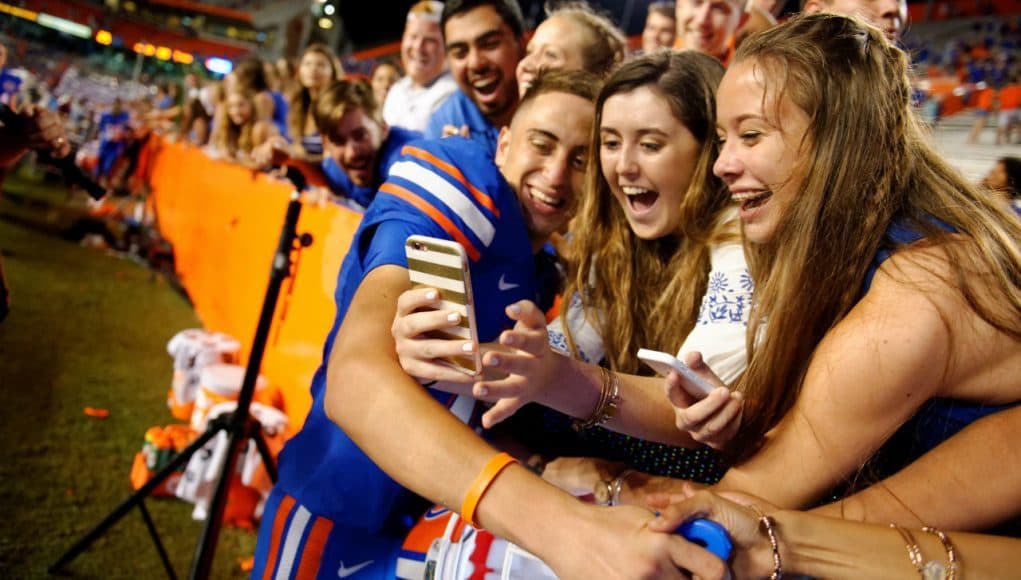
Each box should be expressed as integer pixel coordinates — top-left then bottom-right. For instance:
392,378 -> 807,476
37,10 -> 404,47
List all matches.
0,3 -> 92,40
172,50 -> 194,64
318,17 -> 333,29
205,57 -> 234,75
95,29 -> 113,45
38,13 -> 93,39
155,46 -> 172,61
323,4 -> 335,15
0,2 -> 39,21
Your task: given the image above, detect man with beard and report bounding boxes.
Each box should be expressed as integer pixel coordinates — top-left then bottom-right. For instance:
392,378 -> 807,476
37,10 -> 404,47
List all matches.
424,0 -> 524,157
317,79 -> 420,209
252,70 -> 610,580
382,1 -> 458,133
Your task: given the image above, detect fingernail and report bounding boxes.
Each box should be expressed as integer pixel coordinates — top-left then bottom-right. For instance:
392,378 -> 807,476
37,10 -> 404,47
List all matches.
447,312 -> 461,323
487,355 -> 501,366
502,334 -> 514,346
425,290 -> 437,300
508,304 -> 521,315
477,386 -> 489,397
461,342 -> 474,353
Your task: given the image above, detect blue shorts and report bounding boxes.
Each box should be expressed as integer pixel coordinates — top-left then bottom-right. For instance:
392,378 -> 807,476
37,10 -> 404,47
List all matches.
252,488 -> 404,580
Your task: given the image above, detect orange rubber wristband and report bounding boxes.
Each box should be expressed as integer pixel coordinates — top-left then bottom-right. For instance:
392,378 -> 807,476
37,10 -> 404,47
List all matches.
461,452 -> 517,528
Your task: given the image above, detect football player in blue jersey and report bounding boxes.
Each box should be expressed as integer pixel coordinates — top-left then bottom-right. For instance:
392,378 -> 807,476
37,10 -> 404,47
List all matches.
253,70 -> 703,580
315,79 -> 421,209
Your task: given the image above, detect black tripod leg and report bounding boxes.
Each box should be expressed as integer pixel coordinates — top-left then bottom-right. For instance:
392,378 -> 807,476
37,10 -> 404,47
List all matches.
48,427 -> 220,574
250,430 -> 278,484
189,191 -> 305,580
189,421 -> 246,579
138,499 -> 178,580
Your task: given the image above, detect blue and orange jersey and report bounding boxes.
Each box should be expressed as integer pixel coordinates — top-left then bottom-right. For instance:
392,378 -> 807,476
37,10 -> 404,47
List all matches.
425,89 -> 501,158
320,126 -> 421,208
272,136 -> 545,533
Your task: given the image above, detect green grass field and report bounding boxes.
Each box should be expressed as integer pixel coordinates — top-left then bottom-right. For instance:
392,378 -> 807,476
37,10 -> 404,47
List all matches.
0,211 -> 257,578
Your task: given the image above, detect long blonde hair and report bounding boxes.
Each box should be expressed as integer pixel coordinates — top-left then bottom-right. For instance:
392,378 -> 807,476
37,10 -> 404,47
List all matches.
729,14 -> 1021,460
561,50 -> 734,374
212,88 -> 257,159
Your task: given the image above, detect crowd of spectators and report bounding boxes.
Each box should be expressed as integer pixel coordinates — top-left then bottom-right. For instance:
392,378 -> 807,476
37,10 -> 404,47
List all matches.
2,0 -> 1021,578
905,17 -> 1021,140
1,6 -> 1015,213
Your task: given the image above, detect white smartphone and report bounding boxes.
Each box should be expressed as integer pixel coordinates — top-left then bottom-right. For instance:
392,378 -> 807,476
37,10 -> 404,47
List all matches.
636,348 -> 717,400
405,235 -> 482,377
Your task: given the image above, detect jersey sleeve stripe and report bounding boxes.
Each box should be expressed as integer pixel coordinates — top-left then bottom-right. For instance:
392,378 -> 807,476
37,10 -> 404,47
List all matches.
274,504 -> 311,579
293,514 -> 334,579
401,145 -> 502,218
379,182 -> 482,261
388,160 -> 496,246
260,494 -> 297,580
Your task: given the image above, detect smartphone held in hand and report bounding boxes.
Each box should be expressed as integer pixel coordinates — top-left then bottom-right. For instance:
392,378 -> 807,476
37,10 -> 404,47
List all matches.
405,235 -> 482,377
636,348 -> 717,400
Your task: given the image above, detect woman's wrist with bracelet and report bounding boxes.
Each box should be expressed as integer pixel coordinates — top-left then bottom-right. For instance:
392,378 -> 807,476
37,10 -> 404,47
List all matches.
770,509 -> 934,578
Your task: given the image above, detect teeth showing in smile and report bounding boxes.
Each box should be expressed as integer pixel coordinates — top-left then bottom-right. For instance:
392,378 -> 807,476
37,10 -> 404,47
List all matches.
621,186 -> 651,196
531,187 -> 562,207
731,190 -> 770,202
471,77 -> 498,91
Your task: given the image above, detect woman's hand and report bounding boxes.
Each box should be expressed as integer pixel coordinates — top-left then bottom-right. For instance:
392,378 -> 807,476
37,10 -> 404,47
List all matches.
250,135 -> 290,169
471,300 -> 568,428
1,101 -> 72,165
541,457 -> 626,499
665,351 -> 744,449
441,124 -> 470,139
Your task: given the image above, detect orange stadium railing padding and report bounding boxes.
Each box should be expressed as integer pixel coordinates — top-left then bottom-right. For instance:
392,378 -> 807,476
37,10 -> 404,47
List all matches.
148,138 -> 362,429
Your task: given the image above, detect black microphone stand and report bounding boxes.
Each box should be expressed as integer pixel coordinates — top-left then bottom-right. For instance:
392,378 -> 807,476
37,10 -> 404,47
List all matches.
49,188 -> 313,579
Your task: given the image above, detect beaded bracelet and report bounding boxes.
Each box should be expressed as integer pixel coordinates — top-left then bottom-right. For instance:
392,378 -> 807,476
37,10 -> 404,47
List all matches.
461,452 -> 517,528
922,527 -> 958,580
572,367 -> 621,431
750,505 -> 782,580
890,524 -> 925,575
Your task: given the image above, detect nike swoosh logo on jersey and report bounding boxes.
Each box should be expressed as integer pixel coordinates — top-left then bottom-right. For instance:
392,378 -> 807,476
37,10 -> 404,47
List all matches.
498,274 -> 519,291
338,560 -> 374,578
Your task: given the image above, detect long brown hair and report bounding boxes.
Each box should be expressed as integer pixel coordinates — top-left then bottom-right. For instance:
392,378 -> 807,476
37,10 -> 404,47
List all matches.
728,14 -> 1021,460
287,43 -> 340,150
561,50 -> 733,374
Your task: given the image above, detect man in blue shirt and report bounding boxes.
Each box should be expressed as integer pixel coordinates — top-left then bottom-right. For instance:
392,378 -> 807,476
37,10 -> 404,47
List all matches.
424,0 -> 524,157
315,79 -> 422,209
95,98 -> 130,182
252,69 -> 600,580
0,42 -> 22,106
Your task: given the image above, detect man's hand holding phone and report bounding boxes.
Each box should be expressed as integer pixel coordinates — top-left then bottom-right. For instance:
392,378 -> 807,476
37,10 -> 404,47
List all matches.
638,349 -> 744,450
392,285 -> 479,393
